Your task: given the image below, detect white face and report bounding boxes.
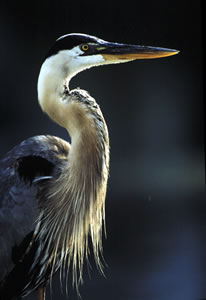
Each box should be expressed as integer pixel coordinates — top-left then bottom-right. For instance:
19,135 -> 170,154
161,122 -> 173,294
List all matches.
38,43 -> 134,105
59,46 -> 106,80
46,44 -> 132,85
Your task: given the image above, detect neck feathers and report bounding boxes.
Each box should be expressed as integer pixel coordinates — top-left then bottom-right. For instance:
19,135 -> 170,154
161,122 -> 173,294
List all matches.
37,89 -> 110,289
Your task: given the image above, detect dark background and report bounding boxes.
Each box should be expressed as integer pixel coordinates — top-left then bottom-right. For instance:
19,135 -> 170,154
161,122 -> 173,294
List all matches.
0,1 -> 205,299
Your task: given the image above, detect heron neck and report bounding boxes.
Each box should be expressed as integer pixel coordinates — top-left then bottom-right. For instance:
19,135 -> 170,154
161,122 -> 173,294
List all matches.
37,56 -> 72,127
37,89 -> 109,287
69,126 -> 102,179
67,103 -> 108,187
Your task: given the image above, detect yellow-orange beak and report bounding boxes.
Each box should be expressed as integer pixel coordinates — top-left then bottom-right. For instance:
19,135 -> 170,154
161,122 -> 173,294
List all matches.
97,42 -> 179,61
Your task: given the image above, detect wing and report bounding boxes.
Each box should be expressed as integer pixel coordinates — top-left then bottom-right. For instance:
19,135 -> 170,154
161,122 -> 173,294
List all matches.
0,135 -> 70,285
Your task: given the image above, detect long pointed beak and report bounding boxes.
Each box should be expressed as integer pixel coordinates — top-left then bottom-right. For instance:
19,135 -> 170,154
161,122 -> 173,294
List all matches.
99,42 -> 179,61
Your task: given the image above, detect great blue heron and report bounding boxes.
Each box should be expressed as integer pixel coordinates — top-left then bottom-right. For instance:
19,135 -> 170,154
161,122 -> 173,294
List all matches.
0,33 -> 179,300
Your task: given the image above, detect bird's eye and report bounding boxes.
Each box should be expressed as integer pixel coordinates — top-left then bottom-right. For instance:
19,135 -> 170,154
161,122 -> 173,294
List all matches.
81,44 -> 89,51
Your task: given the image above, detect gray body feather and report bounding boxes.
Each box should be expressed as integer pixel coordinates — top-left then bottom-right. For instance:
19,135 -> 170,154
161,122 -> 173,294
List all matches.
0,135 -> 70,298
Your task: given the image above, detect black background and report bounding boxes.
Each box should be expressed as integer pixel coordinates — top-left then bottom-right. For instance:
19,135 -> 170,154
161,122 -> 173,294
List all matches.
0,1 -> 205,299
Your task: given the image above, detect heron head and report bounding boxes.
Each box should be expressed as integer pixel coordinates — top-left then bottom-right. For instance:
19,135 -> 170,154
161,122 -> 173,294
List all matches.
38,33 -> 179,125
45,33 -> 179,81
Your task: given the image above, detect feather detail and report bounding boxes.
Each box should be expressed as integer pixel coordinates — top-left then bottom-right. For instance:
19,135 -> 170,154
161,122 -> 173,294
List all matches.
35,89 -> 110,292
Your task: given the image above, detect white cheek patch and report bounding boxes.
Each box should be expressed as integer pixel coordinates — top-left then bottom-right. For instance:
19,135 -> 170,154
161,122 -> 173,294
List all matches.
61,46 -> 84,57
59,49 -> 106,79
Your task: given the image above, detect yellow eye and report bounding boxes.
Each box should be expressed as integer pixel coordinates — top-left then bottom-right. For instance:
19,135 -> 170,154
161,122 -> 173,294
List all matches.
81,44 -> 89,51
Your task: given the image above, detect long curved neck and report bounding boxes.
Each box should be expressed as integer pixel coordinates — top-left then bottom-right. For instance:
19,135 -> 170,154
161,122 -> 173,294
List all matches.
37,87 -> 110,288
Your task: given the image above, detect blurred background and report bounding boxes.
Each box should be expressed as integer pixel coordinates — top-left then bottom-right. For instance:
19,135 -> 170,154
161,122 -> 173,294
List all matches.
0,1 -> 205,299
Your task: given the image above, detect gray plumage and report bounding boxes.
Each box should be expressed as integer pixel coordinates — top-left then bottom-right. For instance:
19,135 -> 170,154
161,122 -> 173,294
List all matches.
0,135 -> 70,298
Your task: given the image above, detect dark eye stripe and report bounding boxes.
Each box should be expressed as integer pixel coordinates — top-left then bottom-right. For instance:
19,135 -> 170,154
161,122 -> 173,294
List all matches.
45,34 -> 103,59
